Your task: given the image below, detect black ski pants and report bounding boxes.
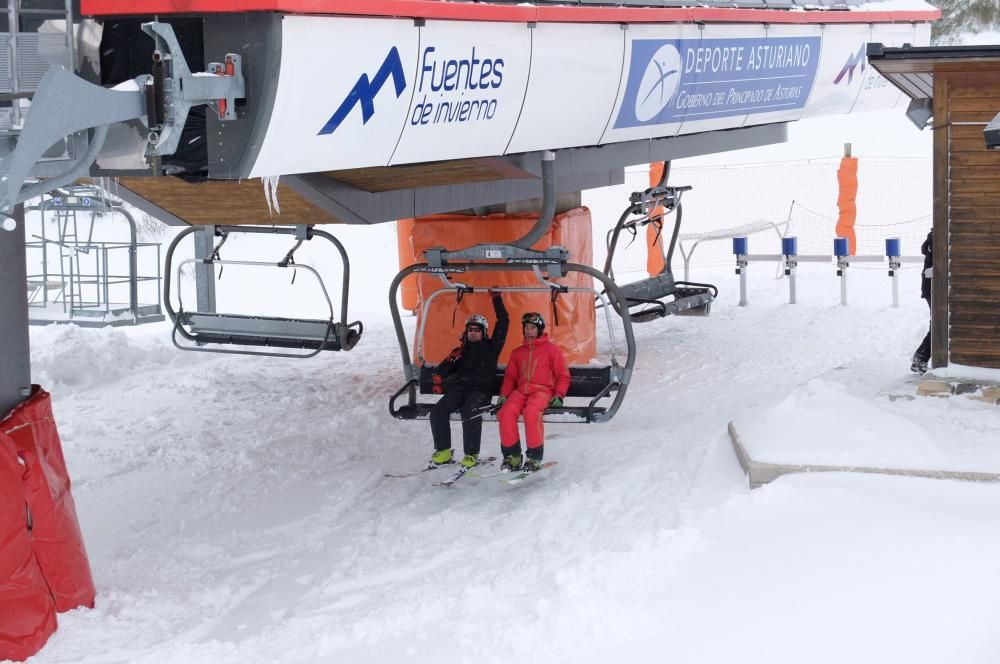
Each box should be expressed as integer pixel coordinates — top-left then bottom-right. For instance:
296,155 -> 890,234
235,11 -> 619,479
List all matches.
430,389 -> 490,456
914,298 -> 931,363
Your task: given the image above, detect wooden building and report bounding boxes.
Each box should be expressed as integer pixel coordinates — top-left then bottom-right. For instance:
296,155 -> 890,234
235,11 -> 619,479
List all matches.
869,44 -> 1000,370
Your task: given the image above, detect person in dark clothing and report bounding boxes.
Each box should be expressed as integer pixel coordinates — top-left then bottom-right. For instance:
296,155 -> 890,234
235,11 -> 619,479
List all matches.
428,292 -> 509,469
912,230 -> 933,374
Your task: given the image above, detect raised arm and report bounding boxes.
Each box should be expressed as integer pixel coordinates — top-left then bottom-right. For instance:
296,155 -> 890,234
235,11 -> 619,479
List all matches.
490,293 -> 509,355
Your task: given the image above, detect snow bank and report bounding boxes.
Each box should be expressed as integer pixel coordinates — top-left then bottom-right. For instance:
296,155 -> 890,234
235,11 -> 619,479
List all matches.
734,378 -> 1000,473
29,325 -> 181,392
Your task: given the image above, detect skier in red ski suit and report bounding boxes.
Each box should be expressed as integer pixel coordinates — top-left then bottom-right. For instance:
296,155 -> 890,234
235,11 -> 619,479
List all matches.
496,312 -> 570,472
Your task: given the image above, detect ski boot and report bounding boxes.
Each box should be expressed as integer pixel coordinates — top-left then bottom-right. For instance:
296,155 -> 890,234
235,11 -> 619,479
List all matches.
460,454 -> 479,470
523,458 -> 543,473
428,449 -> 455,468
500,454 -> 523,472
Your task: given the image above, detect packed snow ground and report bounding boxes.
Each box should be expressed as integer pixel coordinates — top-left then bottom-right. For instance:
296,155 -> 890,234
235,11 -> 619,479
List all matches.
23,257 -> 1000,663
18,100 -> 1000,663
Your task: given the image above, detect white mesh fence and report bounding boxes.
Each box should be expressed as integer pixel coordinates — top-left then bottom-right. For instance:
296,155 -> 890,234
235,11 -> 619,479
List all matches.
587,156 -> 932,277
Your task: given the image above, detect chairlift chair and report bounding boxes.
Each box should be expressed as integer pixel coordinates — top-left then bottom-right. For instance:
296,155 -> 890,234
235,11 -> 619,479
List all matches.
603,163 -> 718,323
163,224 -> 362,357
388,243 -> 637,424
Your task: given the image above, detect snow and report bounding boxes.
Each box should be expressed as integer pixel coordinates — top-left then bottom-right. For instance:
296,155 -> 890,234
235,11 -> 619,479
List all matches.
21,257 -> 1000,664
734,378 -> 1000,472
928,363 -> 1000,383
16,37 -> 1000,664
853,0 -> 938,11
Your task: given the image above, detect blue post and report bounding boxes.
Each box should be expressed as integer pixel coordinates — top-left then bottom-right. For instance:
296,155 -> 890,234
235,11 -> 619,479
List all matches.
782,236 -> 798,304
733,237 -> 748,306
886,237 -> 901,307
834,237 -> 849,306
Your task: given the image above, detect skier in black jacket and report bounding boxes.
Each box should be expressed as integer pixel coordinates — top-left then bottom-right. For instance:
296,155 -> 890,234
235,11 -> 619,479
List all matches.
912,230 -> 933,374
428,292 -> 509,469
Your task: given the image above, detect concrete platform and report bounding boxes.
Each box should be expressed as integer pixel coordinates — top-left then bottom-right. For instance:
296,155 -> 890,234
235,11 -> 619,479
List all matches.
728,374 -> 1000,488
729,422 -> 1000,488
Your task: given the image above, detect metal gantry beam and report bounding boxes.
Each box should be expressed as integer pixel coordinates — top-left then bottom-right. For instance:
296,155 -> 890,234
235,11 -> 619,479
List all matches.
0,204 -> 32,414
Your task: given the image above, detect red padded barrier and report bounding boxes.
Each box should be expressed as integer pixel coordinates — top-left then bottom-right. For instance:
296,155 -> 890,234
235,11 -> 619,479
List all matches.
0,431 -> 58,662
3,387 -> 95,613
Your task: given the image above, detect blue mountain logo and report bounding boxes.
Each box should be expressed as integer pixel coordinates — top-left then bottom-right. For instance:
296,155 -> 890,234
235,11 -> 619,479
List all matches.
318,47 -> 407,135
833,44 -> 866,85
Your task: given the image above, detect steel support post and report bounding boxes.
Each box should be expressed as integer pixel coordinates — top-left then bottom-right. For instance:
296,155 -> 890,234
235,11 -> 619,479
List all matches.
194,225 -> 216,313
1,205 -> 32,414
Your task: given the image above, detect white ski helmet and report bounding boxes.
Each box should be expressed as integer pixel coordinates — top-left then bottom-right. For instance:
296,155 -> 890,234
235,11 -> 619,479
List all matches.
465,314 -> 489,333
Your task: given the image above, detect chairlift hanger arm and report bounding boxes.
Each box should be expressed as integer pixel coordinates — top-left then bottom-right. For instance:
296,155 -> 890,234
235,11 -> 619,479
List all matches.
0,22 -> 245,215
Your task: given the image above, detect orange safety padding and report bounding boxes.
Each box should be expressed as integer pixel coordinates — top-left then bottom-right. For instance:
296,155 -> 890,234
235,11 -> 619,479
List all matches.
646,163 -> 667,276
3,387 -> 96,613
410,208 -> 596,366
0,430 -> 58,662
836,156 -> 859,255
396,218 -> 419,313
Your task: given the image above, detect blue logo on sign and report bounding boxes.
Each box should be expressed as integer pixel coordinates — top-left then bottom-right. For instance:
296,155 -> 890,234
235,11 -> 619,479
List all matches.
318,47 -> 407,136
833,44 -> 866,85
614,37 -> 821,129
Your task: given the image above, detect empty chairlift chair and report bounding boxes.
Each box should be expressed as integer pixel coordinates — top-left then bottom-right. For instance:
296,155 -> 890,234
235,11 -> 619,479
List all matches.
164,224 -> 362,357
603,165 -> 718,322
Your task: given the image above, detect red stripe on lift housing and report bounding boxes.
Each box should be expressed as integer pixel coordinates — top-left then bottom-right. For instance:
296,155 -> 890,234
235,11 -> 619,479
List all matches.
80,0 -> 940,24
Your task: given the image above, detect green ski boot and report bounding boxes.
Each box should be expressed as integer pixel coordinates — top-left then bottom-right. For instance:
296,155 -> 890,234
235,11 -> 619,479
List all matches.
500,454 -> 523,472
460,454 -> 479,470
429,449 -> 454,468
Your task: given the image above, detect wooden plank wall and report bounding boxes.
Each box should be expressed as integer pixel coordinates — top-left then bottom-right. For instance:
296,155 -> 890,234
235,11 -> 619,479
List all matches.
946,76 -> 1000,368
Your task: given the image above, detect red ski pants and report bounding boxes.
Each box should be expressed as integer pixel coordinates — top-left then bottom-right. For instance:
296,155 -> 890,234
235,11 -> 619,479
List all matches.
498,389 -> 551,449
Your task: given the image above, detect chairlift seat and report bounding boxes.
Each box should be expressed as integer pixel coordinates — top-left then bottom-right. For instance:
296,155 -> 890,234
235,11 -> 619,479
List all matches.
617,273 -> 715,321
180,312 -> 361,351
390,364 -> 616,423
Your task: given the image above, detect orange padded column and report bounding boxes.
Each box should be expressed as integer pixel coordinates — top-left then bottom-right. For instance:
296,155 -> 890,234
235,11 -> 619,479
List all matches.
409,208 -> 596,366
647,163 -> 667,276
836,148 -> 859,255
395,218 -> 419,314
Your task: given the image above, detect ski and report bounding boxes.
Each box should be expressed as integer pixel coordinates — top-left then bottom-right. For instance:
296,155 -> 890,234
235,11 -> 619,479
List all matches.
433,457 -> 498,486
502,461 -> 558,485
384,456 -> 496,479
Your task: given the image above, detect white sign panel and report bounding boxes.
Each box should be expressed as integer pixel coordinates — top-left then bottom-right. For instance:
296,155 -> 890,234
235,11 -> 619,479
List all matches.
677,23 -> 765,136
739,24 -> 823,130
603,24 -> 821,144
799,24 -> 869,120
250,16 -> 418,177
390,21 -> 531,165
507,23 -> 624,154
600,24 -> 694,145
850,23 -> 916,113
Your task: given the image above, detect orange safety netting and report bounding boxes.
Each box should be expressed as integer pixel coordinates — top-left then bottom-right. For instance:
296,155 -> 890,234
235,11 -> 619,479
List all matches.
836,156 -> 859,255
408,208 -> 596,366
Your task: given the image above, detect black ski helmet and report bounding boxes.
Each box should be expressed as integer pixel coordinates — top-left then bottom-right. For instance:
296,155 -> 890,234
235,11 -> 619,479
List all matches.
521,312 -> 545,333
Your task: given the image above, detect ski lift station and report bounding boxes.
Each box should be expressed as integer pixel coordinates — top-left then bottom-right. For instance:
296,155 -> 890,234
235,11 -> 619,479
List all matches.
1,0 -> 973,659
